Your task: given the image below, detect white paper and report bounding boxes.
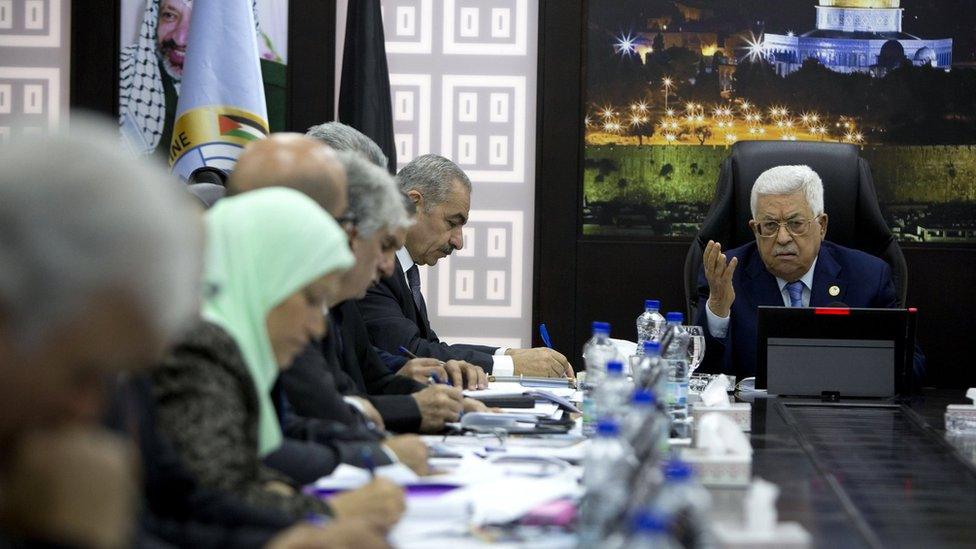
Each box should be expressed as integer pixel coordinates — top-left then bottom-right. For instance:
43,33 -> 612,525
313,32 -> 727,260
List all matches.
463,382 -> 576,399
311,462 -> 419,491
499,403 -> 560,418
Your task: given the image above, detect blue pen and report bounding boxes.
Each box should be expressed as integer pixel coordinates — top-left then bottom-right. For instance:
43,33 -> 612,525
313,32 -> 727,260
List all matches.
397,345 -> 416,359
398,345 -> 447,367
360,447 -> 376,478
539,323 -> 553,348
427,373 -> 452,386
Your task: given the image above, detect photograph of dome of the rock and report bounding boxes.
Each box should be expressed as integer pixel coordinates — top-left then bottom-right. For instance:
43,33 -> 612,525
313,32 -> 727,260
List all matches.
584,0 -> 976,242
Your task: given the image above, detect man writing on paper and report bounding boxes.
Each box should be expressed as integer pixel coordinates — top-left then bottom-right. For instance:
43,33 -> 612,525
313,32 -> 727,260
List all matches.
357,154 -> 574,379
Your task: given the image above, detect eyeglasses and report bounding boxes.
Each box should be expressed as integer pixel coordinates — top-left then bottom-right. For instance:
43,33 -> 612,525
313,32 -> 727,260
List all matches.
302,288 -> 331,317
753,215 -> 821,238
336,210 -> 358,228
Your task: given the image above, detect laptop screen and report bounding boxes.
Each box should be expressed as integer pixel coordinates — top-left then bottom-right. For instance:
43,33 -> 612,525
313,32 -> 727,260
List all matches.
757,307 -> 915,398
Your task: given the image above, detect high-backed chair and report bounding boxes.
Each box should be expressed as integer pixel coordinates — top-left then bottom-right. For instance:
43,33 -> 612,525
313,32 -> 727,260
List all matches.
683,141 -> 906,319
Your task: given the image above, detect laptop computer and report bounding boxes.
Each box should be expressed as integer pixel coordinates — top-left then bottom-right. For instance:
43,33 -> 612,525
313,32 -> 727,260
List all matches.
756,307 -> 917,398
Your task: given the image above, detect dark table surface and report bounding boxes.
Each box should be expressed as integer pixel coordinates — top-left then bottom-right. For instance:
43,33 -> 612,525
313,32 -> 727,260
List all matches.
737,388 -> 976,549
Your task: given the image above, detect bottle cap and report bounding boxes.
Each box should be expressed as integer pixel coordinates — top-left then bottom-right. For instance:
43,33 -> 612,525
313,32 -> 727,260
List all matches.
644,299 -> 661,310
663,460 -> 693,481
631,390 -> 656,405
591,321 -> 611,334
665,311 -> 684,323
596,420 -> 620,436
630,509 -> 669,533
643,340 -> 661,354
606,361 -> 624,375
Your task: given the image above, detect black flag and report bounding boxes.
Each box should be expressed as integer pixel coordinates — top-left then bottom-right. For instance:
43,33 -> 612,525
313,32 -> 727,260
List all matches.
338,0 -> 397,174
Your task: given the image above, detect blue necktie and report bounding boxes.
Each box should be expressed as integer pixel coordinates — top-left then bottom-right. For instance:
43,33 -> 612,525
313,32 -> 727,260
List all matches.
786,280 -> 804,308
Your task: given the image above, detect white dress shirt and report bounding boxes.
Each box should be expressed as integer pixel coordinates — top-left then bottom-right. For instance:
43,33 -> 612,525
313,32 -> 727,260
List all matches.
396,248 -> 514,375
706,258 -> 818,339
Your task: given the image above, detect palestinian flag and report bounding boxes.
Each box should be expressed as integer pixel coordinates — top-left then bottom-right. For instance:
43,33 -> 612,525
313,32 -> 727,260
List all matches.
219,114 -> 267,141
169,0 -> 268,180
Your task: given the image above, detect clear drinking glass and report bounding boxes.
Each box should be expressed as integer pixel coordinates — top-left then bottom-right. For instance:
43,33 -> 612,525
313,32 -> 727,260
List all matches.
683,325 -> 706,376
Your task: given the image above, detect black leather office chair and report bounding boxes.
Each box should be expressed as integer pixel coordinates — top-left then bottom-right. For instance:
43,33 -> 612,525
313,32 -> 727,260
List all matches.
683,141 -> 907,318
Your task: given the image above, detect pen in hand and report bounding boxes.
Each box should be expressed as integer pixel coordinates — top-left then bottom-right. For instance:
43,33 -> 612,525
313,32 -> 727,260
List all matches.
398,345 -> 445,365
360,446 -> 376,478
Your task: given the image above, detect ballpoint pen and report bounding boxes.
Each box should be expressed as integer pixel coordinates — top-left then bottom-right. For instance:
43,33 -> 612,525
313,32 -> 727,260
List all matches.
360,446 -> 376,478
427,372 -> 451,386
539,323 -> 553,348
398,345 -> 446,365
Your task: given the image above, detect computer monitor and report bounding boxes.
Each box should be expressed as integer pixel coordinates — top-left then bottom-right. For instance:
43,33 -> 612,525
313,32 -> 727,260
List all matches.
756,307 -> 917,398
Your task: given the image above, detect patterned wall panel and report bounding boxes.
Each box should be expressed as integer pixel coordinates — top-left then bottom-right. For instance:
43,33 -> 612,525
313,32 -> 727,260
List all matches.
379,0 -> 537,349
0,0 -> 69,140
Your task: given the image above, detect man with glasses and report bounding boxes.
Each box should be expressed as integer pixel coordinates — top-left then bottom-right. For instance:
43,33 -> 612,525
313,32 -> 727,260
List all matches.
695,165 -> 905,379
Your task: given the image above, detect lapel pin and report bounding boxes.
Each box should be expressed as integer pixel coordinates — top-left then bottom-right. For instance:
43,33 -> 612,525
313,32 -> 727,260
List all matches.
828,285 -> 841,297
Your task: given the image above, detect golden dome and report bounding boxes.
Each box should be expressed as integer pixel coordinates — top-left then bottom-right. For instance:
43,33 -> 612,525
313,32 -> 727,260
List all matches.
818,0 -> 900,7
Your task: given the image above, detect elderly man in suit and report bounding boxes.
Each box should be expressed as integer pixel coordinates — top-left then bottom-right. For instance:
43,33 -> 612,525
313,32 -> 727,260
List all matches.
358,154 -> 574,378
696,164 -> 923,381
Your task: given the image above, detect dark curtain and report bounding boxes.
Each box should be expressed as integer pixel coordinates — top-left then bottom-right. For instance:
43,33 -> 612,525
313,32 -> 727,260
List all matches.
337,0 -> 397,174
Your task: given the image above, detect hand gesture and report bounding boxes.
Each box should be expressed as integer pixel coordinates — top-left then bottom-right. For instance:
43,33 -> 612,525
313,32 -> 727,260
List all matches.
703,240 -> 738,318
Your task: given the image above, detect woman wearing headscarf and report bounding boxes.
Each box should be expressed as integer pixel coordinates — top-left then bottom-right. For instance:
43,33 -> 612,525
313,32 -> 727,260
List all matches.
151,187 -> 404,526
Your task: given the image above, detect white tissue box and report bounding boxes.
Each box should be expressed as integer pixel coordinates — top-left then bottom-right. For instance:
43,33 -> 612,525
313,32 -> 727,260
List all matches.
691,402 -> 751,433
679,447 -> 751,487
945,404 -> 976,434
711,520 -> 811,548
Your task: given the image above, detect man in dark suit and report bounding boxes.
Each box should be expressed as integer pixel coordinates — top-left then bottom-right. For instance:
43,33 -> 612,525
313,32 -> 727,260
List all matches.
274,149 -> 491,435
225,134 -> 434,471
358,154 -> 575,378
695,165 -> 924,380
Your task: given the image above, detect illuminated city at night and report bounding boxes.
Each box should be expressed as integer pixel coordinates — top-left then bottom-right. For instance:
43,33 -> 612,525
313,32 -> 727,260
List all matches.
583,0 -> 976,241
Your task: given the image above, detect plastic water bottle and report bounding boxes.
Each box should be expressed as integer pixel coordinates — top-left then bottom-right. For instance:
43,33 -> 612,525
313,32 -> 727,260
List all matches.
594,361 -> 633,422
579,420 -> 634,547
636,299 -> 668,355
653,461 -> 712,548
626,510 -> 682,549
633,340 -> 665,395
582,322 -> 622,433
662,312 -> 690,438
621,390 -> 669,465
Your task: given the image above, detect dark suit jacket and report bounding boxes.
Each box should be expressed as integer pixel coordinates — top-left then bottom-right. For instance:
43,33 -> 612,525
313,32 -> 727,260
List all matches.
695,240 -> 924,380
333,301 -> 425,432
357,257 -> 498,371
281,302 -> 425,433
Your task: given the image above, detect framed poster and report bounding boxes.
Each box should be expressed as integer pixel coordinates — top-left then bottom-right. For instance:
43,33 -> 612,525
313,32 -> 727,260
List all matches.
117,0 -> 289,161
583,0 -> 976,244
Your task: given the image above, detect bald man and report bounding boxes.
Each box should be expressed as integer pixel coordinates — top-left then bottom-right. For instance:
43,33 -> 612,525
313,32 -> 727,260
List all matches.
226,133 -> 348,218
227,134 -> 431,480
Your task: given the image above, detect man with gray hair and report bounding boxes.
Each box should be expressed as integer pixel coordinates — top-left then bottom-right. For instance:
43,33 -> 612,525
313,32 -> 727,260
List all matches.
696,164 -> 913,379
283,152 -> 487,437
359,154 -> 575,378
305,122 -> 491,387
0,121 -> 202,546
306,121 -> 389,169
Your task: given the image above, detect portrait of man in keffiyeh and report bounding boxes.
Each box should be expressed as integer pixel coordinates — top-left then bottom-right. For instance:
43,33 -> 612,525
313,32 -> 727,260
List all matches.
119,0 -> 268,159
